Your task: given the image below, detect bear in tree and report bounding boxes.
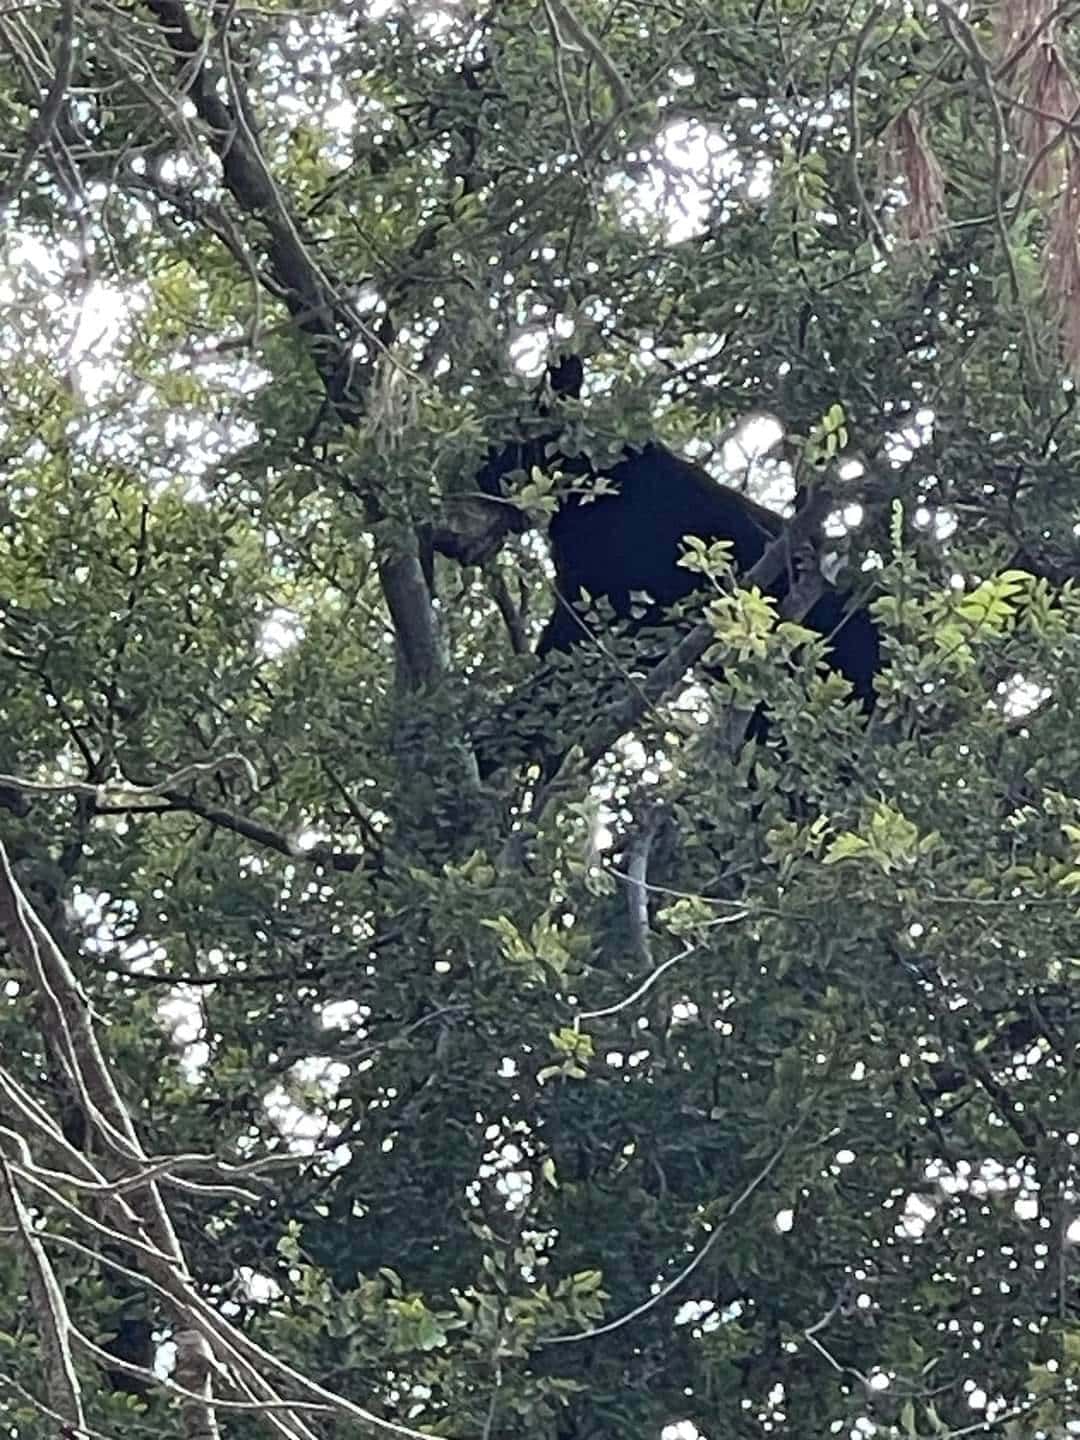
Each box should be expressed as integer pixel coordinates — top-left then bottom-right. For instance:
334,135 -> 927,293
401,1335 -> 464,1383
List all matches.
479,356 -> 881,712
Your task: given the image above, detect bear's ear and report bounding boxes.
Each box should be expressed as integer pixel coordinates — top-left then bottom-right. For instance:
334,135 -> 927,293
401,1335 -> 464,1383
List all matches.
547,353 -> 584,400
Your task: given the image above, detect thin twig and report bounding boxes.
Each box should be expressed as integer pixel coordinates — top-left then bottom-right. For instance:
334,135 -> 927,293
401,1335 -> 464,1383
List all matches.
577,909 -> 748,1023
540,1115 -> 806,1345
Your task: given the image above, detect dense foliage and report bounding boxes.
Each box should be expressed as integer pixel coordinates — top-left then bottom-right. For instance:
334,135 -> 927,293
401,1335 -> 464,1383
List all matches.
3,1 -> 1080,1437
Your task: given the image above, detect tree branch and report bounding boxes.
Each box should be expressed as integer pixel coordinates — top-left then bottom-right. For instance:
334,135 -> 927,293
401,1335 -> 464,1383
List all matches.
0,1154 -> 84,1430
143,0 -> 444,690
0,0 -> 76,211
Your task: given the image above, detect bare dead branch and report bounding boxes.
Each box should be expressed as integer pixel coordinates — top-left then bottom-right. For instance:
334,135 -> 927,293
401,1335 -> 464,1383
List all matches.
0,1155 -> 84,1430
0,846 -> 463,1440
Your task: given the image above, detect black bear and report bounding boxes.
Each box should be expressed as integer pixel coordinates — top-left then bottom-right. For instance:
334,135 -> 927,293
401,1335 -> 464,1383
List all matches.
477,358 -> 880,712
535,440 -> 881,710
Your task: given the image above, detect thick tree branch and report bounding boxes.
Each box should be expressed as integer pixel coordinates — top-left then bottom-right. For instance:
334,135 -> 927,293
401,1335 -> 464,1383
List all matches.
157,792 -> 369,871
143,0 -> 444,689
378,546 -> 447,691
